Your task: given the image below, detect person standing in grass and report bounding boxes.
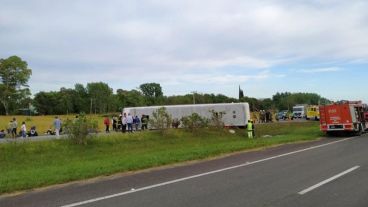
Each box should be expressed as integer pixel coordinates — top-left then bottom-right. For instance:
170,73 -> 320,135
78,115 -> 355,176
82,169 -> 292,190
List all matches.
11,118 -> 18,138
134,115 -> 140,131
21,121 -> 27,138
112,116 -> 117,131
121,113 -> 127,133
7,120 -> 12,135
104,116 -> 111,133
54,116 -> 62,138
141,114 -> 148,130
246,120 -> 253,139
127,113 -> 133,133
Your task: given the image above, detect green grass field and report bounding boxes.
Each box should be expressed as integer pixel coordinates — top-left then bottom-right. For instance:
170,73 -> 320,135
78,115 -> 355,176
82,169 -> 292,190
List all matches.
0,122 -> 322,194
0,115 -> 109,136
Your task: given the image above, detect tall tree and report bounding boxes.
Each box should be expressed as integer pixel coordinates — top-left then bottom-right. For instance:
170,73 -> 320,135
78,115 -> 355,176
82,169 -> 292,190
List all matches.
139,83 -> 163,106
86,82 -> 113,113
74,83 -> 89,113
117,89 -> 145,109
0,56 -> 32,115
33,91 -> 59,115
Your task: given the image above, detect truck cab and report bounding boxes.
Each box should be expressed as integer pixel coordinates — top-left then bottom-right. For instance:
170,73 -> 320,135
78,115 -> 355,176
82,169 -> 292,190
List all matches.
292,105 -> 307,119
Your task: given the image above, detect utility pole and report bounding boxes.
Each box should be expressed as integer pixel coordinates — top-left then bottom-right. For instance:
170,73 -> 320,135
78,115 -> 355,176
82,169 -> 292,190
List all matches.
191,91 -> 197,104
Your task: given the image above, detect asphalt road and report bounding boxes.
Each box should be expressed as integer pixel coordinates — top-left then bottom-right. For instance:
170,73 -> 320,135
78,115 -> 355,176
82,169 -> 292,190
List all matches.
1,134 -> 368,207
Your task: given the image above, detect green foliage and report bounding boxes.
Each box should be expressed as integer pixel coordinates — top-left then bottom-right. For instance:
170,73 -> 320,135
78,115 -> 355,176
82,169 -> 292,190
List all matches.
87,82 -> 113,114
117,89 -> 145,109
64,114 -> 98,145
148,107 -> 172,135
33,83 -> 116,115
73,83 -> 90,113
29,79 -> 331,116
209,110 -> 226,130
272,92 -> 328,110
165,93 -> 238,105
181,113 -> 209,133
33,91 -> 60,115
0,122 -> 320,194
0,56 -> 32,115
139,83 -> 163,106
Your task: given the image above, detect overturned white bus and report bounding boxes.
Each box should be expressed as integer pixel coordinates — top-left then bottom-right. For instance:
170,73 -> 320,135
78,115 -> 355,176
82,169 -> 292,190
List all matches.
122,103 -> 250,128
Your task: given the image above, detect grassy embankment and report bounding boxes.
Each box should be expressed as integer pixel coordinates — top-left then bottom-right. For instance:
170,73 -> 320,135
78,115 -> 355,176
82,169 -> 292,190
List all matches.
0,121 -> 322,194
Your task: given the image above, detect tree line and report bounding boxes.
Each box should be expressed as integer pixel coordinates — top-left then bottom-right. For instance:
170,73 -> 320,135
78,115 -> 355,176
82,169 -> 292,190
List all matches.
0,56 -> 330,115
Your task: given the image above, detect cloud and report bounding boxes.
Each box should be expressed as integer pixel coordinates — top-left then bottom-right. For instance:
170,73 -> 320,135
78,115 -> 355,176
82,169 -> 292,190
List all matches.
298,67 -> 343,73
0,0 -> 367,99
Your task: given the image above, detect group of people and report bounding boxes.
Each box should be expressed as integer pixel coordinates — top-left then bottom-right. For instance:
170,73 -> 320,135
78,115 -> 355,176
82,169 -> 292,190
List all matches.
104,113 -> 149,133
0,118 -> 29,138
259,110 -> 273,123
0,116 -> 62,139
0,118 -> 35,138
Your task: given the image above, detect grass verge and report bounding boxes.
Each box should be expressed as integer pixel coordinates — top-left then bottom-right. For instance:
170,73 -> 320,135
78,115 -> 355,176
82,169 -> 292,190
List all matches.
0,121 -> 322,194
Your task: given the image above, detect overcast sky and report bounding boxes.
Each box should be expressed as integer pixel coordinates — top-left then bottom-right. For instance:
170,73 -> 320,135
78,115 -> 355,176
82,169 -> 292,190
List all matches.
1,0 -> 367,102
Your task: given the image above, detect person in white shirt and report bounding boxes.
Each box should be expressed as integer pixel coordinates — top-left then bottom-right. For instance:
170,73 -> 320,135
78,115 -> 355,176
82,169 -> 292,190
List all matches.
21,121 -> 27,138
121,113 -> 127,133
54,116 -> 62,137
126,113 -> 134,133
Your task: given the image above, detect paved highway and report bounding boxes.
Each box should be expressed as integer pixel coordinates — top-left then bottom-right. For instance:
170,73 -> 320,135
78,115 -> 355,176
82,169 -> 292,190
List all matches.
1,134 -> 368,207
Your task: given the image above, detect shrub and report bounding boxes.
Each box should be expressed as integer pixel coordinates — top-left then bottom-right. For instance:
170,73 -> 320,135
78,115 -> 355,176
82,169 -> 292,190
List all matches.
209,110 -> 226,130
64,113 -> 98,145
148,107 -> 172,135
172,118 -> 180,128
181,113 -> 209,134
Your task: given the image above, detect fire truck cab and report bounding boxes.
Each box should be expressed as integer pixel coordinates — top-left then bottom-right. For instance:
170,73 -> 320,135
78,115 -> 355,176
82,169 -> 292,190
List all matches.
319,101 -> 368,136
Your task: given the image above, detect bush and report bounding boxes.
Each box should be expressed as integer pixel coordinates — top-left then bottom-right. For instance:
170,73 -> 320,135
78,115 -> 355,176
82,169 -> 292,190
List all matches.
64,113 -> 98,145
209,110 -> 226,130
149,107 -> 172,135
181,113 -> 209,134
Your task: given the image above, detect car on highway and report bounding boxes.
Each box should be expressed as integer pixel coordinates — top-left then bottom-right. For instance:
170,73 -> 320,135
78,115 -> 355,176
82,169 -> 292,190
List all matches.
276,110 -> 289,121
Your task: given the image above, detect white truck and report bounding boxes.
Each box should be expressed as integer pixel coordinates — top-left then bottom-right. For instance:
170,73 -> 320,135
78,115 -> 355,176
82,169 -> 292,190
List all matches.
292,104 -> 307,119
123,103 -> 250,127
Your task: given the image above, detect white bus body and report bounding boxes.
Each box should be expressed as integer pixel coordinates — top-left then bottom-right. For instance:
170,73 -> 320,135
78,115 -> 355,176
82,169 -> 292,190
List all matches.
123,103 -> 250,127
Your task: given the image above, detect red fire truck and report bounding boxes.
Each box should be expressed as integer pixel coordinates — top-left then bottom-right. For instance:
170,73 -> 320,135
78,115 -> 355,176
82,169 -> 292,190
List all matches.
319,101 -> 368,136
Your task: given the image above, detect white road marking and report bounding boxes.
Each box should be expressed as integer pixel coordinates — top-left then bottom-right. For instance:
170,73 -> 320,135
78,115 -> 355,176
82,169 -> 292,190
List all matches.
60,137 -> 353,207
298,165 -> 360,195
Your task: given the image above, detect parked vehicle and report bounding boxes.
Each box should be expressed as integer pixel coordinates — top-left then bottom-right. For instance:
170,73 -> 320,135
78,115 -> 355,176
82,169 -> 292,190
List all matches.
306,105 -> 320,120
276,110 -> 289,121
123,103 -> 251,128
319,101 -> 368,136
292,105 -> 307,119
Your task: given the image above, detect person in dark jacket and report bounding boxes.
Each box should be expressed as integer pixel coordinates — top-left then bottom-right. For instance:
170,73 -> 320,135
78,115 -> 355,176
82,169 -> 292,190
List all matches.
141,114 -> 148,130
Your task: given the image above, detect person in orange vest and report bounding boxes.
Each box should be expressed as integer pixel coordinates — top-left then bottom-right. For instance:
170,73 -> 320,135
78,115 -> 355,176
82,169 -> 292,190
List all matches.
246,120 -> 253,139
104,116 -> 111,133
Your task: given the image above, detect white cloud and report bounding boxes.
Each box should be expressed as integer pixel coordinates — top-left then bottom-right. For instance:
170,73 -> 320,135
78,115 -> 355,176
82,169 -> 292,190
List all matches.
298,67 -> 343,73
1,0 -> 368,99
